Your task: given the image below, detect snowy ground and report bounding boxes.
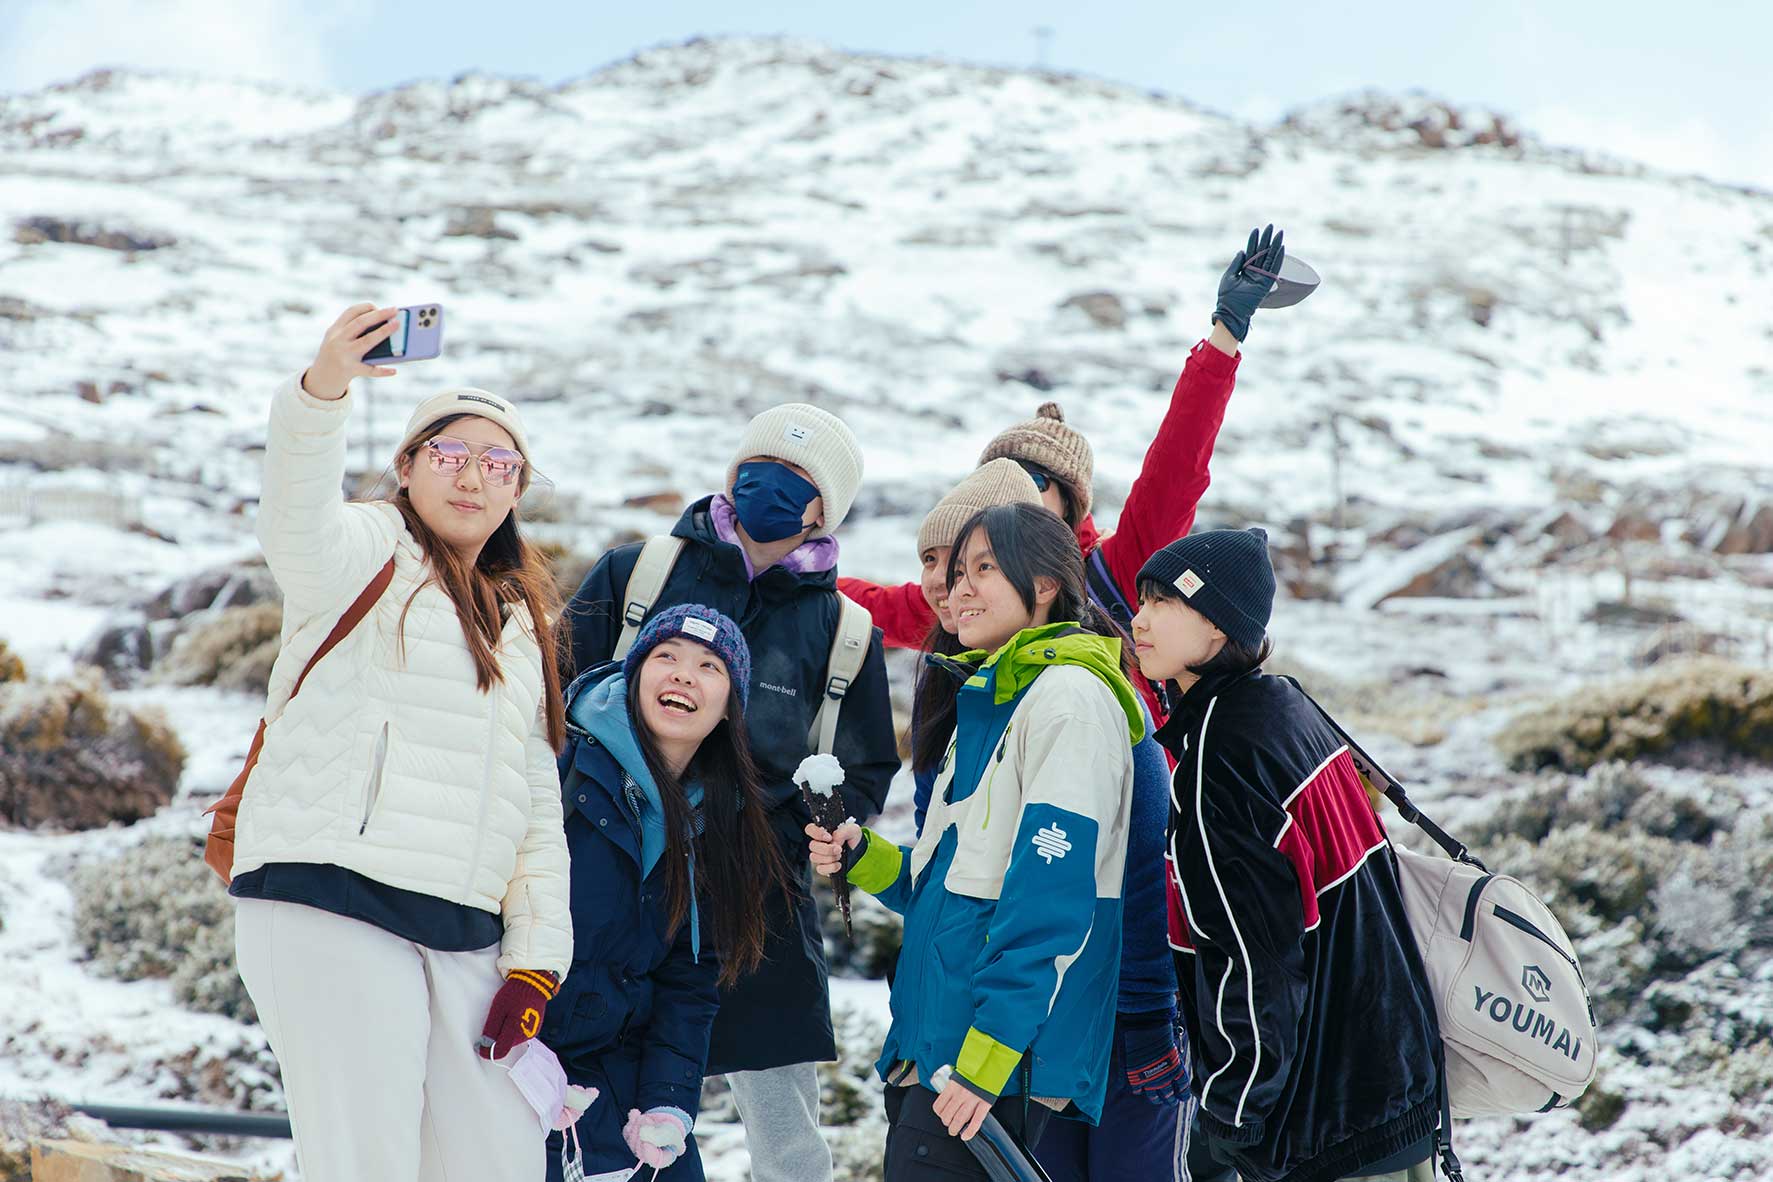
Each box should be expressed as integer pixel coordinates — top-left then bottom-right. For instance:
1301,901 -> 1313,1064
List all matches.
2,35 -> 1771,1181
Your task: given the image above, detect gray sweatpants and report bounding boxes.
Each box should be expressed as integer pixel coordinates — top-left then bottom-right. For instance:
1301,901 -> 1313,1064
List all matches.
726,1063 -> 833,1182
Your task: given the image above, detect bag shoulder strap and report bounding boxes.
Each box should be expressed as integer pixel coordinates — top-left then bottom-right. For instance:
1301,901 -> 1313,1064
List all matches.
293,556 -> 397,700
1275,674 -> 1486,870
612,535 -> 686,661
809,592 -> 872,756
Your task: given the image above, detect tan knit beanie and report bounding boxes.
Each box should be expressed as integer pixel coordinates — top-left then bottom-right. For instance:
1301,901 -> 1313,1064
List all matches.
916,459 -> 1043,557
977,401 -> 1094,519
725,402 -> 864,538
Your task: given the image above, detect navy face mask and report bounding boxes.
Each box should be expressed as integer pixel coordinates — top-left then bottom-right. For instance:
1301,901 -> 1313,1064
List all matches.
732,461 -> 821,543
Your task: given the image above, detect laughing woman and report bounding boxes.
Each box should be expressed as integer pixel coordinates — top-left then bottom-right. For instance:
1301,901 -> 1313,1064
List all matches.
808,502 -> 1141,1182
542,604 -> 792,1182
229,305 -> 573,1182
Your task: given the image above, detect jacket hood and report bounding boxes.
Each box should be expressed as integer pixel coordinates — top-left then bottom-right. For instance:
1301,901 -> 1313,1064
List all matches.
952,623 -> 1145,746
567,663 -> 704,958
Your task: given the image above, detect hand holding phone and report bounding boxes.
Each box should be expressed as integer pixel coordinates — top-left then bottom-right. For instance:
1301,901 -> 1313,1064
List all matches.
300,303 -> 445,402
361,303 -> 444,364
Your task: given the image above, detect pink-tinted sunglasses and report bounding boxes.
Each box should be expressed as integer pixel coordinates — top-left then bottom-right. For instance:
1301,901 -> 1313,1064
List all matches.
423,435 -> 525,487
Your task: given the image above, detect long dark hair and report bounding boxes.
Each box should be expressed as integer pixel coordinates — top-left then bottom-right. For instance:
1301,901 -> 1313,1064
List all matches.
627,665 -> 790,987
911,503 -> 1131,775
386,412 -> 568,750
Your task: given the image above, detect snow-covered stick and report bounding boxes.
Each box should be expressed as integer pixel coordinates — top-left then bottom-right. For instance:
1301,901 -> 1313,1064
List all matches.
794,754 -> 852,938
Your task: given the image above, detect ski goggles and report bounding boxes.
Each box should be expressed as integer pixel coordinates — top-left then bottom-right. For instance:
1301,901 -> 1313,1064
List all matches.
423,435 -> 525,487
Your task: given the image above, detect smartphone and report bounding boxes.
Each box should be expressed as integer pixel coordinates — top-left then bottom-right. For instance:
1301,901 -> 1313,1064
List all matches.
360,304 -> 444,363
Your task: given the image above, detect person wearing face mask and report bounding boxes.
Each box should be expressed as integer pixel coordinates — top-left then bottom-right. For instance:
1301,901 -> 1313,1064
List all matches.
539,605 -> 793,1182
563,403 -> 900,1182
223,305 -> 572,1182
807,502 -> 1140,1182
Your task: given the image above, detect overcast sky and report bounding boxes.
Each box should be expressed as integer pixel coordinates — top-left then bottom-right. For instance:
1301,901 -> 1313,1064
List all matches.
3,0 -> 1767,191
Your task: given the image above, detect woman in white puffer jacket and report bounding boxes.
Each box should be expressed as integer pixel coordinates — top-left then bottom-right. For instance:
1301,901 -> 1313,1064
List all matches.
230,304 -> 572,1182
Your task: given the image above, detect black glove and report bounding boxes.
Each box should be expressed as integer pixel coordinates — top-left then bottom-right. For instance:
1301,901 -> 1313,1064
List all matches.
1213,224 -> 1285,342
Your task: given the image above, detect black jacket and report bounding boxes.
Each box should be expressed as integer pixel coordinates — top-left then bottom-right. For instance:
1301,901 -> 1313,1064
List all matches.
1154,669 -> 1441,1182
540,713 -> 717,1180
564,497 -> 900,1072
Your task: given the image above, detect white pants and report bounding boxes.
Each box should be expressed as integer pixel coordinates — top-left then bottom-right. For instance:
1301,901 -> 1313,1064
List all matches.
726,1063 -> 832,1182
235,899 -> 543,1182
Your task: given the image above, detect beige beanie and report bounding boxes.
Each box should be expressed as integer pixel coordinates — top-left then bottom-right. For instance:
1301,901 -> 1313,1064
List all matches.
916,459 -> 1043,556
398,387 -> 533,490
725,402 -> 864,538
977,401 -> 1094,519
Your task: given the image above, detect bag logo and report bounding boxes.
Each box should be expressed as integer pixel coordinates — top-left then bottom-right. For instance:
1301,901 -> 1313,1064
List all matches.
1522,965 -> 1552,1004
784,424 -> 813,444
1032,824 -> 1071,863
679,617 -> 719,643
1175,570 -> 1204,598
1473,986 -> 1582,1063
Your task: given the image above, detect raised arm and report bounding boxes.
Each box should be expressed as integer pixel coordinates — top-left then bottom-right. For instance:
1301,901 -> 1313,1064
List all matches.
1097,227 -> 1285,606
255,305 -> 405,616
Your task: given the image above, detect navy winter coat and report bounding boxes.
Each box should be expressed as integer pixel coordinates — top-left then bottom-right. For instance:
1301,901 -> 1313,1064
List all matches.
565,497 -> 901,1073
539,666 -> 719,1182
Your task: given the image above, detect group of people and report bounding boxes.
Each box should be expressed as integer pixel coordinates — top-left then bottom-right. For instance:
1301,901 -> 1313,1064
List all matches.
223,225 -> 1445,1182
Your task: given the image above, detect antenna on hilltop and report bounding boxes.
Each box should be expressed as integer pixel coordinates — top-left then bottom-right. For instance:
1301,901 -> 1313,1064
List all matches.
1033,26 -> 1054,70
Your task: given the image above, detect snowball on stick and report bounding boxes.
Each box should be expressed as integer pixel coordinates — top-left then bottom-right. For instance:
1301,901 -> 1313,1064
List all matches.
794,753 -> 854,937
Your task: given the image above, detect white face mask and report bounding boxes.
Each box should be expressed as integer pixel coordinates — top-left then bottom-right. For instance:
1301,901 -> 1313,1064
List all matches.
501,1039 -> 598,1135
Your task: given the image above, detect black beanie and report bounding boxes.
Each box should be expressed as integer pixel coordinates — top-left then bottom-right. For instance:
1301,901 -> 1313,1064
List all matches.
1137,528 -> 1275,648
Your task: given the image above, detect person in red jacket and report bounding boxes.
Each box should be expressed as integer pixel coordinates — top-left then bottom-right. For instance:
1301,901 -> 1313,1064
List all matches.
839,226 -> 1285,728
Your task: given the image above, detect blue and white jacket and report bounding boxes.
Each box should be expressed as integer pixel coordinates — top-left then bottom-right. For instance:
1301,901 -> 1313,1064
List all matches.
849,625 -> 1140,1121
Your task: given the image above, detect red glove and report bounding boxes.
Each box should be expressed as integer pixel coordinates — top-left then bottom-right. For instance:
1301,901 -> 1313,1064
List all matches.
478,969 -> 558,1060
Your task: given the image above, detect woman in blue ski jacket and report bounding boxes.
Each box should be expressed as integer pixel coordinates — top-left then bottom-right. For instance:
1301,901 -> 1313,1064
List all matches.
809,503 -> 1141,1182
541,605 -> 789,1182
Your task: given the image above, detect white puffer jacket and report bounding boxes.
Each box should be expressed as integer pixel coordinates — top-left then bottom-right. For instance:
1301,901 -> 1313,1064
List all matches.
232,375 -> 571,978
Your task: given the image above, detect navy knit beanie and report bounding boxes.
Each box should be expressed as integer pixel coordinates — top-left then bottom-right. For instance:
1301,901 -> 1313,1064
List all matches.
1137,528 -> 1275,649
623,604 -> 752,711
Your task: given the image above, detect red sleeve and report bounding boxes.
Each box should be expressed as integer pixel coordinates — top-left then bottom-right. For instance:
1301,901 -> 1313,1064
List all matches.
1098,338 -> 1241,606
836,575 -> 936,651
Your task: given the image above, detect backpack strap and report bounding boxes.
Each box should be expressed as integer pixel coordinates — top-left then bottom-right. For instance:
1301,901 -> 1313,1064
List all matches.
809,593 -> 872,756
612,536 -> 686,660
1276,675 -> 1487,871
1085,545 -> 1133,632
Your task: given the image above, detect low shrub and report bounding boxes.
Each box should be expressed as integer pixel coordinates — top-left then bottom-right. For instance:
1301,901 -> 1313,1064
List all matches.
1497,659 -> 1773,773
0,671 -> 185,829
68,835 -> 252,1022
0,641 -> 23,684
152,602 -> 282,694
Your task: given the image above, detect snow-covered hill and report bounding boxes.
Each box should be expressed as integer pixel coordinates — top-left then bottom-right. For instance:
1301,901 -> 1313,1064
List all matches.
2,36 -> 1770,1181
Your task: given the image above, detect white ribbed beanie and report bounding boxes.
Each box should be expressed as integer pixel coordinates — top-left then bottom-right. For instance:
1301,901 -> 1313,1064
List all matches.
725,403 -> 864,537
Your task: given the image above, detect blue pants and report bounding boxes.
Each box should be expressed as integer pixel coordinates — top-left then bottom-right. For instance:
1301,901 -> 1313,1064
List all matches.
1034,1035 -> 1193,1182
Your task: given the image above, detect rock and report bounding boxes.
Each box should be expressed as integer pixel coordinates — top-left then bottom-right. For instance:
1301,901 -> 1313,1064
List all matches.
144,564 -> 278,622
1606,508 -> 1660,542
994,367 -> 1056,392
32,1139 -> 263,1181
75,619 -> 155,685
621,490 -> 685,515
1712,502 -> 1773,555
442,207 -> 518,240
1057,290 -> 1127,330
76,381 -> 103,403
14,217 -> 175,252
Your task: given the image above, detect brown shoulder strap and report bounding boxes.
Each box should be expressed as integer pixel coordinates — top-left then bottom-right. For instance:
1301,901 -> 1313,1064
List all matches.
289,556 -> 397,701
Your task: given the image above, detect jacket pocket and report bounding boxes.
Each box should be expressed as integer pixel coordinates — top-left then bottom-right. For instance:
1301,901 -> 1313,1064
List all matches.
358,720 -> 391,834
